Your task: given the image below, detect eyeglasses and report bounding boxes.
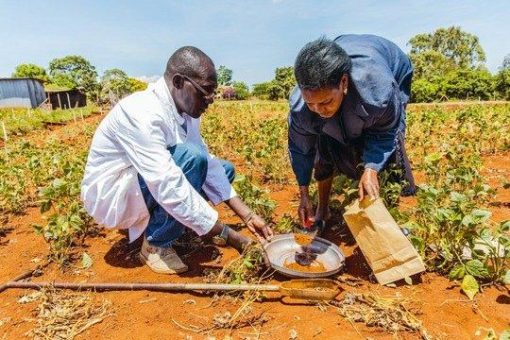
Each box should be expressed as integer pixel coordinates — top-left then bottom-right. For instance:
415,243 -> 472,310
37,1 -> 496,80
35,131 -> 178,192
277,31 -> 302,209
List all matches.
181,75 -> 216,101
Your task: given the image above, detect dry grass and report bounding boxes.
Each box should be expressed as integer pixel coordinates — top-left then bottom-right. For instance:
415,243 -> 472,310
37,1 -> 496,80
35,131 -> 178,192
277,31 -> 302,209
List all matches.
210,244 -> 269,284
26,287 -> 111,340
172,290 -> 269,335
328,292 -> 429,338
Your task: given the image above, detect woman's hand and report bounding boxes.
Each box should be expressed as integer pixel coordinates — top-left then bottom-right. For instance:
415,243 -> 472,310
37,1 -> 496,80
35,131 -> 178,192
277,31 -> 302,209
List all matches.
358,168 -> 380,201
298,191 -> 315,227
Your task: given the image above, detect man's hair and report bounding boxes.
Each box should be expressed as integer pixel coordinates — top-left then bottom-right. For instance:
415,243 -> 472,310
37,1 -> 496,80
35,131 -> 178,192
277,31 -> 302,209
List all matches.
294,37 -> 352,90
165,46 -> 214,79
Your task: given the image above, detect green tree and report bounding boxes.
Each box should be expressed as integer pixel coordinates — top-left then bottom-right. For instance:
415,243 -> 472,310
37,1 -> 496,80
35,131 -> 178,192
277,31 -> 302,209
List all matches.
274,66 -> 295,99
261,66 -> 296,101
409,26 -> 486,70
408,27 -> 491,102
100,68 -> 131,103
495,54 -> 510,100
217,65 -> 233,86
49,55 -> 99,98
408,50 -> 455,79
267,80 -> 283,101
252,82 -> 271,99
411,78 -> 441,102
252,67 -> 296,101
501,54 -> 510,70
127,77 -> 148,92
12,63 -> 49,82
232,81 -> 250,100
441,68 -> 494,100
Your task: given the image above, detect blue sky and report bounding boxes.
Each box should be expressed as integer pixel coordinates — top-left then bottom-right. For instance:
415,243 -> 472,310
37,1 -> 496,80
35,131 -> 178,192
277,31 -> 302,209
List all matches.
1,1 -> 508,85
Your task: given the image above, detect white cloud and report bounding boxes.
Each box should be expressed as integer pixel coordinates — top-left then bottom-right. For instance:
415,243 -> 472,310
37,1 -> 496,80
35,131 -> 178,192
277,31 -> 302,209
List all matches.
135,75 -> 160,83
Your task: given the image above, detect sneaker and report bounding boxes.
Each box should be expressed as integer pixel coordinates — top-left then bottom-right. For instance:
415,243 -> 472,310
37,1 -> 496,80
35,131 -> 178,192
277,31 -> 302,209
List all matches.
139,237 -> 188,274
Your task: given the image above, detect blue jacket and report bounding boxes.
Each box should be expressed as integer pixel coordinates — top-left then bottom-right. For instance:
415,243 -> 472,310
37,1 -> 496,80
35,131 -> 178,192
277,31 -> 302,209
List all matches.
288,34 -> 413,186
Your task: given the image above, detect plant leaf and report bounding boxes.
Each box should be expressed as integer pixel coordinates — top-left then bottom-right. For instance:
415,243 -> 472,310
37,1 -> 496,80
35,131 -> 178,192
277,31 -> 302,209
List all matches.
450,191 -> 465,202
465,259 -> 489,278
503,270 -> 510,285
500,329 -> 510,340
410,236 -> 425,253
500,220 -> 510,232
471,209 -> 491,222
461,274 -> 479,300
81,252 -> 93,269
449,265 -> 465,280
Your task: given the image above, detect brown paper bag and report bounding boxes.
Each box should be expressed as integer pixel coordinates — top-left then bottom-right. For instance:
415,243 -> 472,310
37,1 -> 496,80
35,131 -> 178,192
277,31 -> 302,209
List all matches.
343,198 -> 425,285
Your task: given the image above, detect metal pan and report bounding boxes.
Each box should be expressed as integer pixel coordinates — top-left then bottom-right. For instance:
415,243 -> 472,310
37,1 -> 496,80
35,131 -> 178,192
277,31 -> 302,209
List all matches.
263,234 -> 345,278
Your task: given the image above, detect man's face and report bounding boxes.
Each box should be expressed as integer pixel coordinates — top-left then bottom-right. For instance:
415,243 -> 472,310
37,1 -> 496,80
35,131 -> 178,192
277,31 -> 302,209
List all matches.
178,74 -> 217,118
170,63 -> 217,119
301,75 -> 348,119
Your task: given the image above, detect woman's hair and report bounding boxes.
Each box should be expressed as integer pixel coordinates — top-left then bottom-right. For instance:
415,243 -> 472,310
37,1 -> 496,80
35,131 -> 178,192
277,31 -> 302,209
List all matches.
294,37 -> 352,90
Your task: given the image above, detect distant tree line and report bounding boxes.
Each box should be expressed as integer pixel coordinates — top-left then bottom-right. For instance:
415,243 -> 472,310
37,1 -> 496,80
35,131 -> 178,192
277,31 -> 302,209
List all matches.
245,26 -> 509,102
408,26 -> 509,102
14,27 -> 508,104
12,56 -> 148,105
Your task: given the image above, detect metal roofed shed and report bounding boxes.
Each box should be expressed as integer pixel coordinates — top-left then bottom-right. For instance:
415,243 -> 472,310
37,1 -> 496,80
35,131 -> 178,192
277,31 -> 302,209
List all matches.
0,78 -> 46,108
46,89 -> 87,109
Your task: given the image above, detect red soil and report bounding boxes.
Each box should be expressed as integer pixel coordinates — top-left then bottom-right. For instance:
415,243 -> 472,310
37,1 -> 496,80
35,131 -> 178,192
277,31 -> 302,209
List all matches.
0,114 -> 508,339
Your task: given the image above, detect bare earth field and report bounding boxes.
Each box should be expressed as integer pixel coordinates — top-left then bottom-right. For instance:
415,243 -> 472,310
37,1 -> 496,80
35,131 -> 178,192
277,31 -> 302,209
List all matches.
0,102 -> 509,339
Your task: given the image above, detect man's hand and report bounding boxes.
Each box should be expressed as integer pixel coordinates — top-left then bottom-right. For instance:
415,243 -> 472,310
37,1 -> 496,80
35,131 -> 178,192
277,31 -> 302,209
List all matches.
205,221 -> 252,253
226,196 -> 272,244
227,228 -> 253,253
358,168 -> 380,201
245,213 -> 273,243
298,186 -> 315,227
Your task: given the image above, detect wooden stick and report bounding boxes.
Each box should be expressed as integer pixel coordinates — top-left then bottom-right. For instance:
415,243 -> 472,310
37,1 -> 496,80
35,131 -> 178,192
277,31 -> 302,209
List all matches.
3,281 -> 280,292
1,121 -> 7,151
57,92 -> 62,109
0,268 -> 36,293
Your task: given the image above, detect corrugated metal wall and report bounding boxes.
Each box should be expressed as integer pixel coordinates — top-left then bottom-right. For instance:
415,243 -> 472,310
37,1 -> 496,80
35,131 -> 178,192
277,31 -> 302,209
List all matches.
0,78 -> 46,108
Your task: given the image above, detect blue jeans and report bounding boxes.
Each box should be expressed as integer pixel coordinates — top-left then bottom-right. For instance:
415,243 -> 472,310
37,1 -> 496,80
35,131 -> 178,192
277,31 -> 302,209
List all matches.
138,143 -> 235,248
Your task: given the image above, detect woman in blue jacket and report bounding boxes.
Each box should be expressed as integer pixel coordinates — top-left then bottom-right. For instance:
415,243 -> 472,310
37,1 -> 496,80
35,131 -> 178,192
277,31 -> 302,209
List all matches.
288,34 -> 416,229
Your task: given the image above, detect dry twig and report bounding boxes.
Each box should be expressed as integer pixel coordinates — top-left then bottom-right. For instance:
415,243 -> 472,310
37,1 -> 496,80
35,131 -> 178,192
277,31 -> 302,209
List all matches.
26,287 -> 111,340
328,292 -> 428,338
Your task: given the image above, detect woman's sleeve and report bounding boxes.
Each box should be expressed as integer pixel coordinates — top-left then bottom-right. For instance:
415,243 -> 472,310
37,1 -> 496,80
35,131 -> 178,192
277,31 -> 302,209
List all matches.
288,111 -> 318,186
362,88 -> 403,172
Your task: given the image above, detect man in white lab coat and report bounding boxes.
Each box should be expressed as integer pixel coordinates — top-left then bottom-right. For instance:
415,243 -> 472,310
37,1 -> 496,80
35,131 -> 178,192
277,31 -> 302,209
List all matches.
81,47 -> 273,274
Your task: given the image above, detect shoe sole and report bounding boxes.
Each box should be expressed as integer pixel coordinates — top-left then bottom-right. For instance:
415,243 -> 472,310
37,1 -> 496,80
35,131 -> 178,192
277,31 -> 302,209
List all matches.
138,252 -> 188,274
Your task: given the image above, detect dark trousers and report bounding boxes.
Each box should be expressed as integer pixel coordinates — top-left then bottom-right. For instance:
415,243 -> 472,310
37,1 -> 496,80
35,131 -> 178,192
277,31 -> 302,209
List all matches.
314,122 -> 416,195
138,143 -> 235,248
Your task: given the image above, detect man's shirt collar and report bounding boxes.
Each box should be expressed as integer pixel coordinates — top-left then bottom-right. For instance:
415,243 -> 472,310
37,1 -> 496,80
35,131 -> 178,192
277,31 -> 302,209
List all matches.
153,77 -> 185,126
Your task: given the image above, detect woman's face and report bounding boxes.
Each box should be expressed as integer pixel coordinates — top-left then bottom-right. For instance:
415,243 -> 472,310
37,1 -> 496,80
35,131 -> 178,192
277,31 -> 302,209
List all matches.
301,75 -> 348,119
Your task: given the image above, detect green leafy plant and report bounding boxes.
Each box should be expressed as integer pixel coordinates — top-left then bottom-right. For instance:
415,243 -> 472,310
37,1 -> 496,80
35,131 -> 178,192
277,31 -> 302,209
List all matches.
213,244 -> 266,284
233,174 -> 276,221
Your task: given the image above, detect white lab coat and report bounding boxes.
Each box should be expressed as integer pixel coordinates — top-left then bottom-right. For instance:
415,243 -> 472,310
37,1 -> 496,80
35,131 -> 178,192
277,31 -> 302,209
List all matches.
81,77 -> 236,242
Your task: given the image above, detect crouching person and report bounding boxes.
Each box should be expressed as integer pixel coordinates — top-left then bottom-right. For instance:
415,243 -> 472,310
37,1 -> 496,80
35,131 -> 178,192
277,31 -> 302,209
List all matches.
81,46 -> 273,274
289,35 -> 417,231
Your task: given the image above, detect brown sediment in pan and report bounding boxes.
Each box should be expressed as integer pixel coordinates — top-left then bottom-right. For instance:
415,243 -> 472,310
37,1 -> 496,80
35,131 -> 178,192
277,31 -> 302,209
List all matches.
293,233 -> 315,246
283,258 -> 327,273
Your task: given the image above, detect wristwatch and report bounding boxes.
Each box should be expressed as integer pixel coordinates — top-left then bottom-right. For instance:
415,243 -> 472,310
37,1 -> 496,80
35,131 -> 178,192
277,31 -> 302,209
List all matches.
212,225 -> 229,246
